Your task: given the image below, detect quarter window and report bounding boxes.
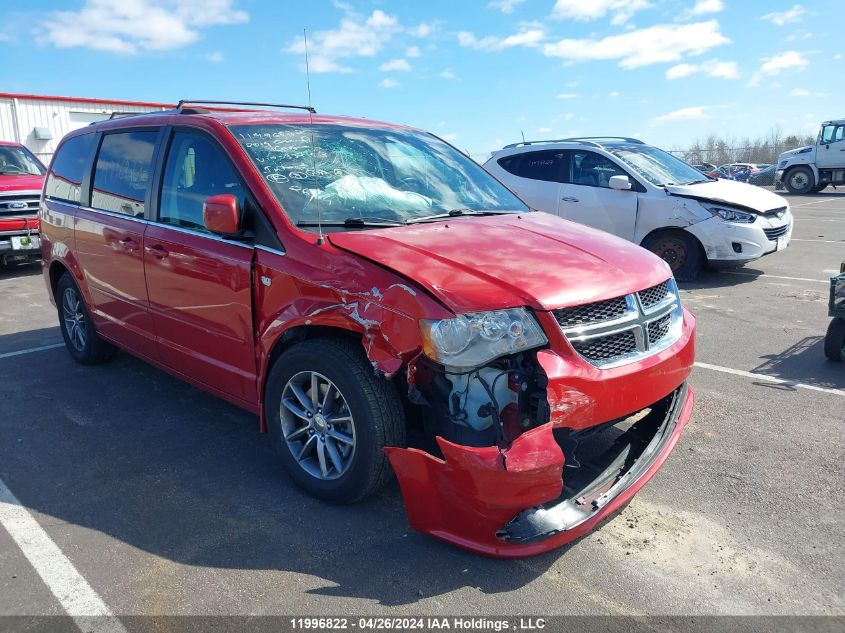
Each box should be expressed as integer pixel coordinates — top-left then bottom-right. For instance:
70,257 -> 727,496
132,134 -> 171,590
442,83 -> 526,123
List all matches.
45,134 -> 96,204
159,131 -> 244,232
498,150 -> 566,183
570,151 -> 627,188
91,131 -> 158,216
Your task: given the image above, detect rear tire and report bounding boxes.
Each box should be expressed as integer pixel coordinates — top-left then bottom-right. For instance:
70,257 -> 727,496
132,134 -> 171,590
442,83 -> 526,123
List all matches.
56,273 -> 116,365
784,166 -> 814,194
265,338 -> 405,503
642,230 -> 703,282
824,318 -> 845,362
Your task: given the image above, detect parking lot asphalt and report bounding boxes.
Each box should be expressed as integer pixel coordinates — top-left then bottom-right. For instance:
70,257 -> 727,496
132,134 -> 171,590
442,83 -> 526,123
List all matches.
0,190 -> 843,623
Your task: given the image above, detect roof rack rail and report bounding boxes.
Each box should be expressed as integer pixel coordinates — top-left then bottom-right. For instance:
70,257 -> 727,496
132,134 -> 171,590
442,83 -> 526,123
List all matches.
563,136 -> 644,144
176,100 -> 316,114
502,136 -> 644,150
105,110 -> 176,121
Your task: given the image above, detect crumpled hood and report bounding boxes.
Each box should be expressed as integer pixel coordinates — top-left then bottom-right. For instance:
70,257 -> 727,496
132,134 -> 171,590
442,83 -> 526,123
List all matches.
664,178 -> 787,214
0,174 -> 44,193
328,213 -> 671,313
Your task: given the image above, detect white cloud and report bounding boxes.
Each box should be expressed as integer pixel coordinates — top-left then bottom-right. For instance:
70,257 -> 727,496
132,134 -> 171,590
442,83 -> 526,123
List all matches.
379,78 -> 399,89
835,53 -> 843,60
409,23 -> 434,38
665,59 -> 739,79
439,68 -> 456,79
405,45 -> 421,58
690,0 -> 724,15
608,91 -> 620,97
651,106 -> 711,125
285,9 -> 400,73
441,132 -> 458,141
379,58 -> 411,72
761,4 -> 806,26
551,0 -> 652,25
665,63 -> 698,79
542,20 -> 729,68
488,0 -> 526,14
538,127 -> 553,133
759,50 -> 809,74
789,88 -> 826,97
204,50 -> 224,62
555,92 -> 579,100
39,0 -> 248,54
458,24 -> 545,52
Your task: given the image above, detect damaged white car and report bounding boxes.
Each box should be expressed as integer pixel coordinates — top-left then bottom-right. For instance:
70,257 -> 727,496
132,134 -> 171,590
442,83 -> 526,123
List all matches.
484,137 -> 793,280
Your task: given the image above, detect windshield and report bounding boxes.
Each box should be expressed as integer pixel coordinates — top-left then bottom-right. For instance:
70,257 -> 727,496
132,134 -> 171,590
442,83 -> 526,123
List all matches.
609,145 -> 708,187
0,145 -> 45,176
230,123 -> 526,229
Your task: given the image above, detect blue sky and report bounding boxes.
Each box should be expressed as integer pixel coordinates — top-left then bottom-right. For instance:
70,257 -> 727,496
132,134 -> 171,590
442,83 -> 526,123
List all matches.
2,1 -> 841,157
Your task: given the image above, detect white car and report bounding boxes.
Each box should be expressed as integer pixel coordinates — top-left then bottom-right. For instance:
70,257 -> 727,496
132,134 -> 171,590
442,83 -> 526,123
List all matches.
483,137 -> 793,280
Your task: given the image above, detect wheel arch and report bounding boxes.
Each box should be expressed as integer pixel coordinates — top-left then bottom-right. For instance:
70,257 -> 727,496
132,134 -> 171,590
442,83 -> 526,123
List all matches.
640,226 -> 707,262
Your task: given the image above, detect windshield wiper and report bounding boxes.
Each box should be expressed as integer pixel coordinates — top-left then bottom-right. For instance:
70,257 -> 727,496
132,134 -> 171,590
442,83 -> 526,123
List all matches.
681,179 -> 711,185
296,217 -> 404,229
405,208 -> 517,224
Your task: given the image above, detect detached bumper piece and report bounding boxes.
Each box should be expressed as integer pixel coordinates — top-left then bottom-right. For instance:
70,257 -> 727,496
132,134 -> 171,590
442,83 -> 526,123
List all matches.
386,383 -> 693,558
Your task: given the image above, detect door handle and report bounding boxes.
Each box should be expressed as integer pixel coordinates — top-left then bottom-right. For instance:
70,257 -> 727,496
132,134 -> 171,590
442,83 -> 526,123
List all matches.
118,237 -> 139,252
146,244 -> 169,259
561,196 -> 580,203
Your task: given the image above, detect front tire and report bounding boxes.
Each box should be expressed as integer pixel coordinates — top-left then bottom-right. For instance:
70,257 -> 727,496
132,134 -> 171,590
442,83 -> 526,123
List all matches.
824,318 -> 845,362
812,184 -> 828,193
266,338 -> 405,503
785,167 -> 814,194
56,273 -> 115,365
642,230 -> 704,282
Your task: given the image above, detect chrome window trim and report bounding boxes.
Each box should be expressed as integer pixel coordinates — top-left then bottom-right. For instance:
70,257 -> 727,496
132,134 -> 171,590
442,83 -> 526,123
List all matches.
255,244 -> 286,257
76,204 -> 255,250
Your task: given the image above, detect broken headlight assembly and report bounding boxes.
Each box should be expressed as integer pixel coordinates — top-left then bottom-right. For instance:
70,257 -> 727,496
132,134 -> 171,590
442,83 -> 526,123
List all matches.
706,205 -> 756,224
420,308 -> 547,369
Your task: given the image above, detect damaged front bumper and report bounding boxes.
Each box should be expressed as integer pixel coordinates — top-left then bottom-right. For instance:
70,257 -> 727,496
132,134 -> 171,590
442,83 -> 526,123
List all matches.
385,382 -> 694,558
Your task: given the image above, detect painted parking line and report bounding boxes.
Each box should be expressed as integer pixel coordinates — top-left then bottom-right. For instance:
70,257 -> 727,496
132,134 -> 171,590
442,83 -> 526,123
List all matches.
694,362 -> 845,397
720,271 -> 829,284
790,198 -> 838,207
0,478 -> 127,633
0,343 -> 64,360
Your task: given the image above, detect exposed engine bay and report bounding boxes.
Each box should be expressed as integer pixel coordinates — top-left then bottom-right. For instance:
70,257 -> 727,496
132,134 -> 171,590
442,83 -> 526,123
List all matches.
407,351 -> 550,449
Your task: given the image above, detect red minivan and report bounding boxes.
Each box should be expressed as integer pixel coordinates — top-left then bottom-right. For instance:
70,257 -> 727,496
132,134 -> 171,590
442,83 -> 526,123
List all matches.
40,102 -> 696,557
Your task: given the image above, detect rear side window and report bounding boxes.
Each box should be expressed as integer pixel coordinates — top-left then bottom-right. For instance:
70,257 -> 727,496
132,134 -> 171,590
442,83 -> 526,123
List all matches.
159,131 -> 244,232
91,131 -> 158,217
498,150 -> 566,182
45,134 -> 96,204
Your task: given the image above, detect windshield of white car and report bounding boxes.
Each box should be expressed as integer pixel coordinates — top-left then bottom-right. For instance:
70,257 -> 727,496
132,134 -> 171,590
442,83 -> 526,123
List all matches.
230,123 -> 527,230
0,145 -> 45,176
609,145 -> 708,187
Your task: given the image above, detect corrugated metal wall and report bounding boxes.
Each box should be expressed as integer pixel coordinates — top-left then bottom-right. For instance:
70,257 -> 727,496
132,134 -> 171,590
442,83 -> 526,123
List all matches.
0,97 -> 168,163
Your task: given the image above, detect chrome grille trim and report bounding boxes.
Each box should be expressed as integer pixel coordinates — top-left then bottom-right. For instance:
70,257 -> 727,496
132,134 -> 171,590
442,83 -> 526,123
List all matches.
558,278 -> 683,369
763,225 -> 789,240
0,191 -> 41,217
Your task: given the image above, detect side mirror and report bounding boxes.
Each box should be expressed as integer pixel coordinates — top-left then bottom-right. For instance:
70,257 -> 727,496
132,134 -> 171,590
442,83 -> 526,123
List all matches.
608,175 -> 632,191
203,194 -> 240,235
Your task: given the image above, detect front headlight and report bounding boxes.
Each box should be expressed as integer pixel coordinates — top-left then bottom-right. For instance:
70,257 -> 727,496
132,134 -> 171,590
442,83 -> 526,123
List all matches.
420,308 -> 548,368
707,206 -> 756,224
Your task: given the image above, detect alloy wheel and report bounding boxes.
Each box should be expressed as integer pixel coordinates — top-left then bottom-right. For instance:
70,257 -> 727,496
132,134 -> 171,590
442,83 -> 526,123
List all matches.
279,371 -> 357,481
62,287 -> 87,352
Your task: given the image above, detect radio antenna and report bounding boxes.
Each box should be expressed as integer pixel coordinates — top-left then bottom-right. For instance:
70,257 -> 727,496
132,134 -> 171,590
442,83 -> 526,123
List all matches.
304,28 -> 324,245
